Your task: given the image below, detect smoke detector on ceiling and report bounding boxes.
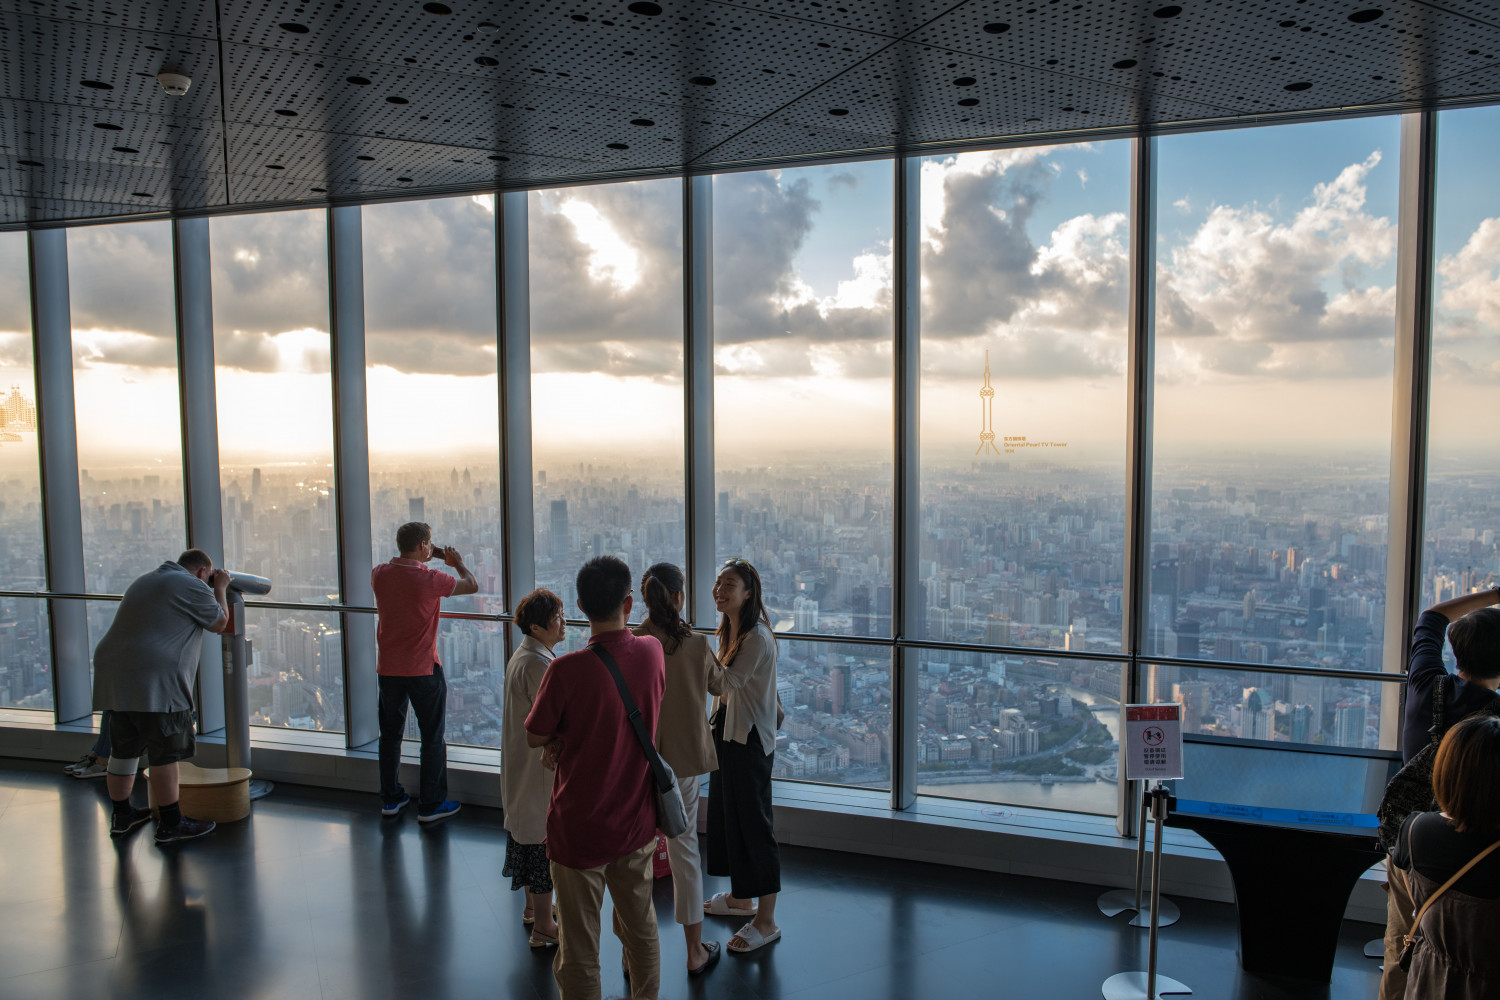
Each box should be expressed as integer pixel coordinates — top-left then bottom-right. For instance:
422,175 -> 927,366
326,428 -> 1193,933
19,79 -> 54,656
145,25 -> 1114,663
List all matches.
157,71 -> 192,96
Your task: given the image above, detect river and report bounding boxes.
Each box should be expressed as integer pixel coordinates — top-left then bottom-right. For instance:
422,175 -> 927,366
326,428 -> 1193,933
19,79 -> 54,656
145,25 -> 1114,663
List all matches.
917,683 -> 1121,816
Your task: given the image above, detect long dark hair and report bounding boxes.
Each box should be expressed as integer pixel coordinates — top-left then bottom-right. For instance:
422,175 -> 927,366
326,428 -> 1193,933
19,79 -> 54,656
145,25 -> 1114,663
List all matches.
716,558 -> 774,664
642,562 -> 692,654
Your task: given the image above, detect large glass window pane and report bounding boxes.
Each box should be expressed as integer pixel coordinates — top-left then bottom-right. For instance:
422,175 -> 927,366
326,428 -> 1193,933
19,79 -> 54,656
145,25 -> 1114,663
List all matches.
211,208 -> 342,733
0,232 -> 43,592
68,221 -> 185,593
243,606 -> 344,731
774,639 -> 891,789
528,179 -> 684,618
918,142 -> 1131,653
713,163 -> 894,637
1145,662 -> 1396,750
0,598 -> 51,710
1425,106 -> 1500,655
364,195 -> 501,748
916,651 -> 1121,816
0,234 -> 50,711
1152,119 -> 1401,673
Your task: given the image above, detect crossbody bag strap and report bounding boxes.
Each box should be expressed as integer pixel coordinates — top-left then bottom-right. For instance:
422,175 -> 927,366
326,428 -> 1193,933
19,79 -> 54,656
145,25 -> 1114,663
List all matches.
1405,837 -> 1500,947
592,643 -> 671,794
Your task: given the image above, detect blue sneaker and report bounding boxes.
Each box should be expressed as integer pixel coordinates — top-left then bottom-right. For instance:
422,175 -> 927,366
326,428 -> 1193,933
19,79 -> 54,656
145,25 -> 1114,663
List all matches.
417,800 -> 461,824
381,793 -> 410,818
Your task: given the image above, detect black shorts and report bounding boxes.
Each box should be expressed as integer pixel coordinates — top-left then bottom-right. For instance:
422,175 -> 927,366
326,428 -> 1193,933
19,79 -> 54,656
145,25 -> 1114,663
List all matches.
110,710 -> 196,766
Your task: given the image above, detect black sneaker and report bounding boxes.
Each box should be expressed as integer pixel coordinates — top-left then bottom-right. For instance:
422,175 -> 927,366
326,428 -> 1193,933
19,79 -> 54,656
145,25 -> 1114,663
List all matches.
110,806 -> 153,838
155,816 -> 216,845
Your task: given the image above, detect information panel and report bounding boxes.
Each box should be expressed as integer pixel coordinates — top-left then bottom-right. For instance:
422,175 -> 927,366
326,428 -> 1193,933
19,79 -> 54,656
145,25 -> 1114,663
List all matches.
1124,703 -> 1184,781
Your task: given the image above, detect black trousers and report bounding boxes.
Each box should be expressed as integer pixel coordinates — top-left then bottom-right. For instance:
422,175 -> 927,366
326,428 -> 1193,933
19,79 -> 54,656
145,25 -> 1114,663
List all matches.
706,714 -> 781,898
377,665 -> 448,810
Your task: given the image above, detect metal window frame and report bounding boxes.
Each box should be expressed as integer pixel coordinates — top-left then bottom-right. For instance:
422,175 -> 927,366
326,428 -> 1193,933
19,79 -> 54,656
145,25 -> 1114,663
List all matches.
172,217 -> 228,734
328,204 -> 379,749
684,174 -> 716,628
890,154 -> 922,810
1380,111 -> 1439,750
1117,135 -> 1158,836
28,228 -> 90,724
498,190 -> 536,621
13,103 -> 1465,831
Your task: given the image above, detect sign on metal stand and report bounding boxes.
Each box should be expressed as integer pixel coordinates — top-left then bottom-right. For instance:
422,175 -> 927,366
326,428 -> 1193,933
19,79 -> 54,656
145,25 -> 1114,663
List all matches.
1099,705 -> 1183,927
1103,704 -> 1189,999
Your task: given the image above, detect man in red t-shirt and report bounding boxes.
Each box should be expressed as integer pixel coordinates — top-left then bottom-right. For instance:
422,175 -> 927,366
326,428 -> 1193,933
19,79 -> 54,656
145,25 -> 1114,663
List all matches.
527,556 -> 666,1000
371,521 -> 477,823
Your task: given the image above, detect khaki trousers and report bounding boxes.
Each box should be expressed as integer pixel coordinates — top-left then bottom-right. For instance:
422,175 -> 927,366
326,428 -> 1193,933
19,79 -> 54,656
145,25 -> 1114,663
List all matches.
666,775 -> 704,926
1380,857 -> 1413,1000
551,839 -> 660,1000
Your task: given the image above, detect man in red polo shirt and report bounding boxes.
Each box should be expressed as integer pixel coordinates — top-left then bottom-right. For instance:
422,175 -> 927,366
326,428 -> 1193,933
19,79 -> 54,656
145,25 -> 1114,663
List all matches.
371,520 -> 477,823
526,555 -> 666,1000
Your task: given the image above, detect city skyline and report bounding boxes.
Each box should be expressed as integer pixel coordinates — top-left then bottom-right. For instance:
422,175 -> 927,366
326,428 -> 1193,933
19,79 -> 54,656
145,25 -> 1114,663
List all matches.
0,108 -> 1497,818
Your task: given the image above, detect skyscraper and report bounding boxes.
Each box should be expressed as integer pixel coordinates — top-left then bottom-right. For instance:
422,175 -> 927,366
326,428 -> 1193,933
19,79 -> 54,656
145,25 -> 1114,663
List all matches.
550,499 -> 569,561
408,497 -> 424,522
1240,688 -> 1274,741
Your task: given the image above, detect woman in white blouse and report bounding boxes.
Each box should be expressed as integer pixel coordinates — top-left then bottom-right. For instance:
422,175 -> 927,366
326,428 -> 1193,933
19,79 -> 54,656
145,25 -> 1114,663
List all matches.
500,588 -> 565,948
703,558 -> 782,954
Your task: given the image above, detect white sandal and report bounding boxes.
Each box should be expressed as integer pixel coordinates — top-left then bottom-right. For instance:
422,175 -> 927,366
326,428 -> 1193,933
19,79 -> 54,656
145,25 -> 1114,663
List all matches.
703,891 -> 757,916
728,922 -> 781,953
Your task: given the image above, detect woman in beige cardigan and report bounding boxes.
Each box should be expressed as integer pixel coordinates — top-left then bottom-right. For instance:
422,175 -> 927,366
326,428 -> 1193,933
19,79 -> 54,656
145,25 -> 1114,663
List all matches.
501,588 -> 565,948
633,562 -> 726,976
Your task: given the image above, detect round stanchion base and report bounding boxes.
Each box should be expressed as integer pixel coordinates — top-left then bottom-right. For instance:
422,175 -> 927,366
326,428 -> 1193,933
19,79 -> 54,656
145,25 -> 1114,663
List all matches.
248,779 -> 274,801
1365,938 -> 1384,959
1102,971 -> 1192,999
1097,889 -> 1181,928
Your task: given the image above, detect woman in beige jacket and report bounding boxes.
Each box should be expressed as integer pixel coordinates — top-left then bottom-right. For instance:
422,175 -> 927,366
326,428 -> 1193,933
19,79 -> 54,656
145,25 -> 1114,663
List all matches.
501,588 -> 565,948
633,562 -> 725,975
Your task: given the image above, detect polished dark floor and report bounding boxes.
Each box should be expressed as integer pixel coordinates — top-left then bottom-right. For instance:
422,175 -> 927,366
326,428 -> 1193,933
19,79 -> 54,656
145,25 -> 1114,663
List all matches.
0,758 -> 1383,1000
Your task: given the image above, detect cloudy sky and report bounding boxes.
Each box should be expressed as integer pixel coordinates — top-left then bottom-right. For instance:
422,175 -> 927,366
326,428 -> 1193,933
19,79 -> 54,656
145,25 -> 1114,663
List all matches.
0,108 -> 1497,475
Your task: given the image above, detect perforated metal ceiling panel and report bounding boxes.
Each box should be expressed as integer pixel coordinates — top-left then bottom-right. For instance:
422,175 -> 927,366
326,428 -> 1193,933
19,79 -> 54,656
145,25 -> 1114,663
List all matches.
2,0 -> 1499,227
912,0 -> 1500,115
0,0 -> 217,39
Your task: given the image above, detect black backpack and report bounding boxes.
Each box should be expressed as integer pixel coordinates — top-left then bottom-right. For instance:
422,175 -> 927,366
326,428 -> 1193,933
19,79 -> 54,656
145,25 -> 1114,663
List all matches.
1376,676 -> 1500,852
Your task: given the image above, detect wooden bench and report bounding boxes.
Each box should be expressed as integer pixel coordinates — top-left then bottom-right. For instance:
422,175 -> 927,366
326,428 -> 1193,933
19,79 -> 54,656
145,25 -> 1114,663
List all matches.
148,762 -> 253,823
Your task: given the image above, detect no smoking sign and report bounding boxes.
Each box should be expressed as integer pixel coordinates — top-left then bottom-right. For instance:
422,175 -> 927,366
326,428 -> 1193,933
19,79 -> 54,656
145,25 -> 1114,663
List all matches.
1124,704 -> 1183,780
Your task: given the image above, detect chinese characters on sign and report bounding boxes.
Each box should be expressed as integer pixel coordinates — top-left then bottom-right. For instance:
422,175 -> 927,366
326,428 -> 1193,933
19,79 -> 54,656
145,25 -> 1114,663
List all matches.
1124,703 -> 1184,780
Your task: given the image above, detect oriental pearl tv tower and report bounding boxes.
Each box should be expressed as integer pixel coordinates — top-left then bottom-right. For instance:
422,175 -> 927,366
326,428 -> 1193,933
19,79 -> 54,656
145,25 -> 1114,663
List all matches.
976,350 -> 1000,456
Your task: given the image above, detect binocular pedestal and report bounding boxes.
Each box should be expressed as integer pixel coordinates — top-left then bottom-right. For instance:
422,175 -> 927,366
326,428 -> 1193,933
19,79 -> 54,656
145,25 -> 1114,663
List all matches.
221,585 -> 273,801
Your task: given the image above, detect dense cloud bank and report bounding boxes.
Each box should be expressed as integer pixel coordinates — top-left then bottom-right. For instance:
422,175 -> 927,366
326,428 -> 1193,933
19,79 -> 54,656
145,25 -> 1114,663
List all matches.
5,148 -> 1497,387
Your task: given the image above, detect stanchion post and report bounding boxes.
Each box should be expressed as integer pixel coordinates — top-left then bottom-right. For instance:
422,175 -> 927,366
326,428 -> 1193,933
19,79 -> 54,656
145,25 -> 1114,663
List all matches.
1135,780 -> 1149,911
1100,779 -> 1180,927
1102,784 -> 1191,1000
1146,785 -> 1166,997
